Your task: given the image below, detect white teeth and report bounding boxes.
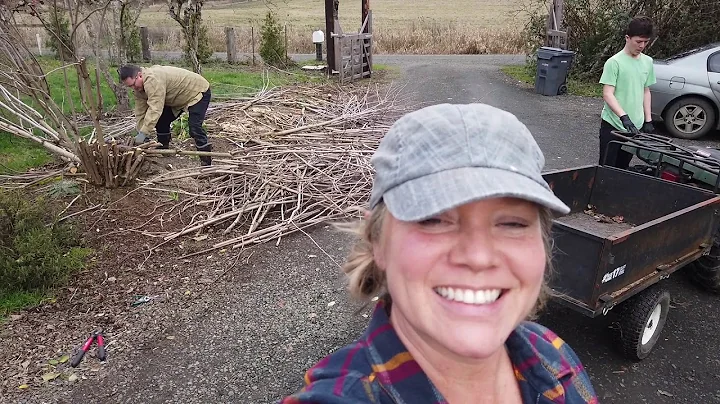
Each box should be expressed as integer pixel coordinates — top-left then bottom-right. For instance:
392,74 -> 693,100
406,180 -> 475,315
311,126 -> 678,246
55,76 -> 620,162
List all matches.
453,290 -> 464,302
463,289 -> 475,304
434,287 -> 502,305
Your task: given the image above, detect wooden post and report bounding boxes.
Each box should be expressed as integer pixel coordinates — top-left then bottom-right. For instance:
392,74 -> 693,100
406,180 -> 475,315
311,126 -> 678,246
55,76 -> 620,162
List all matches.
361,0 -> 371,76
284,24 -> 288,60
225,27 -> 236,63
251,26 -> 256,66
325,0 -> 336,72
545,0 -> 566,49
140,26 -> 151,62
554,0 -> 565,31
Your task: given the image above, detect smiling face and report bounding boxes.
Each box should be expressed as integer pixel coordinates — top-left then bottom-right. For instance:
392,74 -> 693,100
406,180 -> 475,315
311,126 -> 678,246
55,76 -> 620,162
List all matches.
625,35 -> 650,57
373,197 -> 546,361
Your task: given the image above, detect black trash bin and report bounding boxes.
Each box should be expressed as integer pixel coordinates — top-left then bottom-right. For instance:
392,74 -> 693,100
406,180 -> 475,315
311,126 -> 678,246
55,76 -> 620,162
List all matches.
535,46 -> 575,96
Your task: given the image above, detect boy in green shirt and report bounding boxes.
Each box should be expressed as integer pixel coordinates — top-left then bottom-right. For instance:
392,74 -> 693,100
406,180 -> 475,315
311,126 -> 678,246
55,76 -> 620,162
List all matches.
599,16 -> 656,168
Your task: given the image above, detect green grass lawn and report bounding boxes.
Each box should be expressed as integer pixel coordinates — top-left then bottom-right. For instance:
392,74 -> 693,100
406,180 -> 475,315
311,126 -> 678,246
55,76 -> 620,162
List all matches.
0,133 -> 52,174
1,57 -> 330,173
0,290 -> 46,323
37,57 -> 325,112
501,65 -> 602,98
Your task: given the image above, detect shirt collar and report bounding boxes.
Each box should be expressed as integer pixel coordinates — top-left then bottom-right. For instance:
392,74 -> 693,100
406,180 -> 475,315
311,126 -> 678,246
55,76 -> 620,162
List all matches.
361,299 -> 573,402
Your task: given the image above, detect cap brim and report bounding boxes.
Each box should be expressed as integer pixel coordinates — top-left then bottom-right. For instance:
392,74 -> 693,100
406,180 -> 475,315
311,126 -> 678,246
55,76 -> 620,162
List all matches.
382,167 -> 570,222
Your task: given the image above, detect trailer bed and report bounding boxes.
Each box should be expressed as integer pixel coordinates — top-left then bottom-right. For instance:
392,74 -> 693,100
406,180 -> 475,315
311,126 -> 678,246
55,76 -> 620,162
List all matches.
542,165 -> 720,317
556,212 -> 635,237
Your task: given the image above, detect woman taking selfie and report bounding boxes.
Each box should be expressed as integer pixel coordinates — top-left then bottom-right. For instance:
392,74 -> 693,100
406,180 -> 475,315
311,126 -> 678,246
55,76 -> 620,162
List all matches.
281,103 -> 599,404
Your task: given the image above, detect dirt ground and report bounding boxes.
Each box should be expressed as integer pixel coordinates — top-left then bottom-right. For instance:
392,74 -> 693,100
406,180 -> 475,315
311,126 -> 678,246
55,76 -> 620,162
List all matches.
0,136 -> 264,402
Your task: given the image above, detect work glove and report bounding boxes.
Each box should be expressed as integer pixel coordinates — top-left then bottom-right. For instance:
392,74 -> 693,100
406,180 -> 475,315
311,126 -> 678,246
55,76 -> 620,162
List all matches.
134,131 -> 148,145
641,121 -> 655,134
619,115 -> 640,135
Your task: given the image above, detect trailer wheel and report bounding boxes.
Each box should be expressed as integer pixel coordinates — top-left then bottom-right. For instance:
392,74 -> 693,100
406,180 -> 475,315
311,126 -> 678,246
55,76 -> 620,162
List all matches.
689,238 -> 720,293
617,286 -> 670,361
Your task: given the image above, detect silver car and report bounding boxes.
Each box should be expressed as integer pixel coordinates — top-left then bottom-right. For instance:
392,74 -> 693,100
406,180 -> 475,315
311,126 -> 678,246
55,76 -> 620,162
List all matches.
650,43 -> 720,139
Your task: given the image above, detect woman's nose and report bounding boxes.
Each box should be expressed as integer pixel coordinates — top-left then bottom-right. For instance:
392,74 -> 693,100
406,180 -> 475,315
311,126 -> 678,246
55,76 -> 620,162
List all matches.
449,228 -> 499,271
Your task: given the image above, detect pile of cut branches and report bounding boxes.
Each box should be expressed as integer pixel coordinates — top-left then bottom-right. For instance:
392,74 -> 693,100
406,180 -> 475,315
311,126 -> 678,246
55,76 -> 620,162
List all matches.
141,83 -> 409,255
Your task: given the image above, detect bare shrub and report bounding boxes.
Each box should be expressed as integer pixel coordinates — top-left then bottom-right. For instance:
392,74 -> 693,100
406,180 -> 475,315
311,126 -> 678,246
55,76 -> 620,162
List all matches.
521,0 -> 720,81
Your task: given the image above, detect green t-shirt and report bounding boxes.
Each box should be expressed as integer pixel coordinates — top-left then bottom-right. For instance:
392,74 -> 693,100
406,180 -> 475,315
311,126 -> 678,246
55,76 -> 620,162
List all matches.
599,50 -> 656,130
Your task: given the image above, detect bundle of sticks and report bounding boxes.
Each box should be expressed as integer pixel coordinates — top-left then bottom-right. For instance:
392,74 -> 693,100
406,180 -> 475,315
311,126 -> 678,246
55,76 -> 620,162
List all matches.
75,137 -> 155,188
141,82 -> 410,255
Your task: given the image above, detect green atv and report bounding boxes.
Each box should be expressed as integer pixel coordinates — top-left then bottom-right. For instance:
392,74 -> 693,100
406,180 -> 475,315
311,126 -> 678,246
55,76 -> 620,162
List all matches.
606,131 -> 720,293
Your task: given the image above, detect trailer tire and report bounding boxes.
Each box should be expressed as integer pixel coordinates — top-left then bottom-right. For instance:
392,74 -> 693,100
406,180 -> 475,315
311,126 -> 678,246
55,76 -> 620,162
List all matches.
617,286 -> 670,361
689,238 -> 720,294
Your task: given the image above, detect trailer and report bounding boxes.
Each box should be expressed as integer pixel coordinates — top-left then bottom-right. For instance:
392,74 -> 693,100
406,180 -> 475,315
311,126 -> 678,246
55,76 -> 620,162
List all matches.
542,164 -> 720,360
611,131 -> 720,293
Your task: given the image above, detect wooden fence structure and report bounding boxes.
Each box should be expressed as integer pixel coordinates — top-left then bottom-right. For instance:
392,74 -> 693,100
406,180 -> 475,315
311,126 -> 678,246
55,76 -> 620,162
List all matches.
331,11 -> 372,83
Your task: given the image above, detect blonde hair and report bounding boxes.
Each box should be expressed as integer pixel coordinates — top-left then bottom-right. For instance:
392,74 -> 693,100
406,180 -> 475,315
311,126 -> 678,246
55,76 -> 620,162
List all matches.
337,202 -> 556,318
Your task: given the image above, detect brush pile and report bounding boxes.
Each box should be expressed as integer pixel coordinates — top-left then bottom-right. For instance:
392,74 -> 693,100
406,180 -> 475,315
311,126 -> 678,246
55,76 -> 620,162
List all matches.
140,83 -> 409,254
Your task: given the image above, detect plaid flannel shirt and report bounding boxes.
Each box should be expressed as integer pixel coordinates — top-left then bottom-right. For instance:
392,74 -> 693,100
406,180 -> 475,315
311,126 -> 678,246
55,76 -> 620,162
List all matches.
280,299 -> 599,404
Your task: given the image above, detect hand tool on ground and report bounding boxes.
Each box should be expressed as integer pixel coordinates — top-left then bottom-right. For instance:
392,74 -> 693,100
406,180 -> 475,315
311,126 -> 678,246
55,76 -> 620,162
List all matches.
70,330 -> 106,367
131,294 -> 160,307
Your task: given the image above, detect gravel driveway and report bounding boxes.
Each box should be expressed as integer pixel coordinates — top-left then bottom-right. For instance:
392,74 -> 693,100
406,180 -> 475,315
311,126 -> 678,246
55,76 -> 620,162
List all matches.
20,54 -> 720,404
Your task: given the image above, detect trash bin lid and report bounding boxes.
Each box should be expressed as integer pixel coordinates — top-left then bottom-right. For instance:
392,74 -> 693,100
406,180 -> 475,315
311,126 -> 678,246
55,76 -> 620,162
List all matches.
538,46 -> 575,59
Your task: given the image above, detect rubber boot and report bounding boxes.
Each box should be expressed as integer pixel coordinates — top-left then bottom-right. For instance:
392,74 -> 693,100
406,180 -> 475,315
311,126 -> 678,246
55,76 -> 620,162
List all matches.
156,133 -> 171,149
197,143 -> 212,166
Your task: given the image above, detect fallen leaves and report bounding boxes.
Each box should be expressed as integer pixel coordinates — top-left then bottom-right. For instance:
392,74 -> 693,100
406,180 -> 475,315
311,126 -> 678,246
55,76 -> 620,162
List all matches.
584,205 -> 626,224
41,372 -> 60,382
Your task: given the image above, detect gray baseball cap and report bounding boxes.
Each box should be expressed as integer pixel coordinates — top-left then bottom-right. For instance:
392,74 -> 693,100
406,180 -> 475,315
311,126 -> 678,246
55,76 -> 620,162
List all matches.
369,103 -> 570,221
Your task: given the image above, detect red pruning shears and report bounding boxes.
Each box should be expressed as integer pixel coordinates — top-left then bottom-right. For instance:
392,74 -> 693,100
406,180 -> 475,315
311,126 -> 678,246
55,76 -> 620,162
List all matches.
70,330 -> 107,367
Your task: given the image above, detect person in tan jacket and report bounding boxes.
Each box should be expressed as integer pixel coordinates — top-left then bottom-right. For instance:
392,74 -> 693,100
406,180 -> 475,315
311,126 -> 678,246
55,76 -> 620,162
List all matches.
119,64 -> 213,166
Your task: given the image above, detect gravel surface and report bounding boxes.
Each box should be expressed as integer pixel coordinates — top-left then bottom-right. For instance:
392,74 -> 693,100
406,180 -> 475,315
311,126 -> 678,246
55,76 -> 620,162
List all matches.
3,54 -> 720,404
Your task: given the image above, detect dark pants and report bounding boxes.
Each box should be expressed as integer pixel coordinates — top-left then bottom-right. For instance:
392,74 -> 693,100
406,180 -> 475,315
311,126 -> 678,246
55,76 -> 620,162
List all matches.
599,119 -> 633,169
155,89 -> 211,149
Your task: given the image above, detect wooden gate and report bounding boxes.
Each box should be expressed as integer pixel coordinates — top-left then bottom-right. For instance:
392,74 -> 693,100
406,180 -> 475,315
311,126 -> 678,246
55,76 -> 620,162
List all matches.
332,11 -> 373,83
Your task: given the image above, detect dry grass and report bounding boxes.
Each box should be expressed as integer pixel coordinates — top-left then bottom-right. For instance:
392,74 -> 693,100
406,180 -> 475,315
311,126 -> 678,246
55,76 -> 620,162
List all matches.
139,0 -> 521,28
16,0 -> 529,55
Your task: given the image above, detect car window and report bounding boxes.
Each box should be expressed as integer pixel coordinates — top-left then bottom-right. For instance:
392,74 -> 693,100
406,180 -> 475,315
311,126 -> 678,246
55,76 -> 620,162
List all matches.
709,52 -> 720,73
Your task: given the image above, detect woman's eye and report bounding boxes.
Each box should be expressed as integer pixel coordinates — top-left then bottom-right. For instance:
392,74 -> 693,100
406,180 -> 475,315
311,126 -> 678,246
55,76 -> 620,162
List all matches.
499,221 -> 529,228
418,217 -> 444,226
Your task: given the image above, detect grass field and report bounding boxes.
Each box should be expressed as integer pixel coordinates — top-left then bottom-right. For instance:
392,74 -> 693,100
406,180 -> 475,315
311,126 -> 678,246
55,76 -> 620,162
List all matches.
135,0 -> 529,54
139,0 -> 521,27
16,0 -> 531,55
0,57 -> 330,174
0,133 -> 53,174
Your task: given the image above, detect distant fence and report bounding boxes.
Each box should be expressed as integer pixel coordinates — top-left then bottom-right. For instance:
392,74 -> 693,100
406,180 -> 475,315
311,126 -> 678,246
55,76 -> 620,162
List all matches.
18,21 -> 525,59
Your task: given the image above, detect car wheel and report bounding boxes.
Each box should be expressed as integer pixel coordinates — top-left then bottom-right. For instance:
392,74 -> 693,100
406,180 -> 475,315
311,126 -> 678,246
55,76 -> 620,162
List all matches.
663,97 -> 717,140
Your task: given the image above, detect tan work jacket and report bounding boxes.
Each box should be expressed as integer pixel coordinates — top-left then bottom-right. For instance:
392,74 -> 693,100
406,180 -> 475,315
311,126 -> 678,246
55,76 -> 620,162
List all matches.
133,65 -> 210,134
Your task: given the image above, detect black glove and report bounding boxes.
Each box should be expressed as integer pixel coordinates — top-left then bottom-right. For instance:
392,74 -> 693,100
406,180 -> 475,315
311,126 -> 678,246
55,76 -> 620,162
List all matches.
641,121 -> 655,134
619,115 -> 640,134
